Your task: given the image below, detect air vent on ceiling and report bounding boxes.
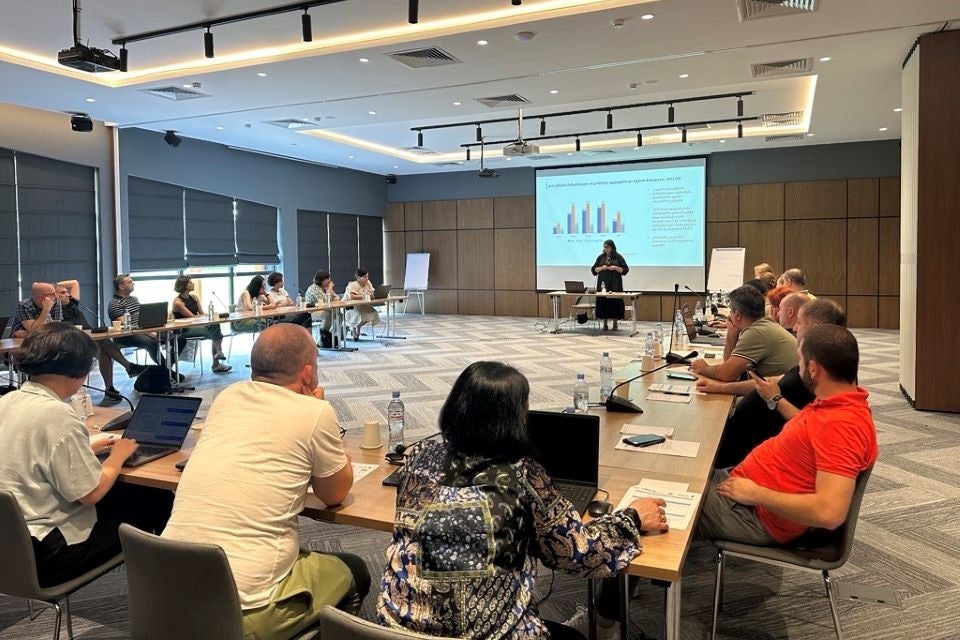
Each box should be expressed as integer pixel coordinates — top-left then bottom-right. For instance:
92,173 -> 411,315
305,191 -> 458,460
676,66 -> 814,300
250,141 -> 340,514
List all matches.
474,94 -> 531,108
386,47 -> 461,69
139,85 -> 210,101
765,133 -> 806,142
761,111 -> 805,127
751,57 -> 813,77
582,149 -> 618,156
675,123 -> 712,132
401,146 -> 442,156
264,119 -> 319,130
737,0 -> 819,22
526,154 -> 558,161
431,162 -> 465,167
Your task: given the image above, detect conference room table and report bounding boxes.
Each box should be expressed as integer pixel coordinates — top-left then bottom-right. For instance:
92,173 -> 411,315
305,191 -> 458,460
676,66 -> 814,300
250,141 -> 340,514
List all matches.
102,359 -> 733,640
547,290 -> 644,337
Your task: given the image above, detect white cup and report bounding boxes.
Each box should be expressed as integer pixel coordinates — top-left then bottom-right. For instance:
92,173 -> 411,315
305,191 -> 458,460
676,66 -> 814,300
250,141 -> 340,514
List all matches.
361,420 -> 382,449
74,324 -> 84,331
614,379 -> 630,400
111,320 -> 122,332
70,393 -> 88,420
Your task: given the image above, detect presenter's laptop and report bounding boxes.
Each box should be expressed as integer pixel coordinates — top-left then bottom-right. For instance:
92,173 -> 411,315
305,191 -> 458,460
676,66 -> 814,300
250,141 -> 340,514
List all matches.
136,302 -> 169,330
120,394 -> 202,467
372,284 -> 392,299
526,410 -> 600,515
681,304 -> 726,346
564,281 -> 587,294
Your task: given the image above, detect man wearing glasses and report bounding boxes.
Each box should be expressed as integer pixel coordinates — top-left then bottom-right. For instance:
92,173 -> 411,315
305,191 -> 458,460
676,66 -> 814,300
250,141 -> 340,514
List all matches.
11,282 -> 62,338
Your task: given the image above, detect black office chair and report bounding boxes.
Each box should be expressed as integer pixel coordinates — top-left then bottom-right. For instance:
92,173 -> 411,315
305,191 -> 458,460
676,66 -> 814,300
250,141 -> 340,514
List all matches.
0,491 -> 124,640
710,466 -> 874,640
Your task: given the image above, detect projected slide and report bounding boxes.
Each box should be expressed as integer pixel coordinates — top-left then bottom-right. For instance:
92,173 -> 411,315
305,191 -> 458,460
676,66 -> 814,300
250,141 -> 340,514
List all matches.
536,158 -> 706,292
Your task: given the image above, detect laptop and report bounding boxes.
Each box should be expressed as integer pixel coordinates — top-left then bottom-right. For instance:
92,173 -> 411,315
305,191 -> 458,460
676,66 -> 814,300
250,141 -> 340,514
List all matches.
681,304 -> 726,346
564,280 -> 587,294
372,284 -> 392,299
526,410 -> 600,515
119,394 -> 202,467
136,302 -> 169,329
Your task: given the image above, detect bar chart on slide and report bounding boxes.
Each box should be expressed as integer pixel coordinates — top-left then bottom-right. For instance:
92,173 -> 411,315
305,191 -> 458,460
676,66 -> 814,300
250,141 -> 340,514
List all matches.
552,201 -> 625,234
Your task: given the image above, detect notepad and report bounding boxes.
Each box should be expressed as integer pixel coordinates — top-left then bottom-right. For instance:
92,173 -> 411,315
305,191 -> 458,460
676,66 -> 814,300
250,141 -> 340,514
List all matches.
614,480 -> 702,530
648,383 -> 693,395
647,392 -> 692,404
351,462 -> 379,482
614,437 -> 700,457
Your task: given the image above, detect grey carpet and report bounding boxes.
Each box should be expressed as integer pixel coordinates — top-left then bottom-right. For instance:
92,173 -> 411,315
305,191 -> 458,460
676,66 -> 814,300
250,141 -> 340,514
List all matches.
2,316 -> 957,639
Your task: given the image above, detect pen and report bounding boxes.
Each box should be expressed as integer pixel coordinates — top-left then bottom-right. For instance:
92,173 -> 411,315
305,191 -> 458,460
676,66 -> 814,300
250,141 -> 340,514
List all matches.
660,390 -> 691,396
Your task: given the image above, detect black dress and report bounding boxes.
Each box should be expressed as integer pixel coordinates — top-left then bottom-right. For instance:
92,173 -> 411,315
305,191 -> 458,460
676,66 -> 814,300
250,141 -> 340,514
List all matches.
591,253 -> 629,320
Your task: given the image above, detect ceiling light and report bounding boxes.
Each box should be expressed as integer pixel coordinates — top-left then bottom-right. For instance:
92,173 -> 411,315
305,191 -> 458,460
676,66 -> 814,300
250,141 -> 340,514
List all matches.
408,0 -> 418,24
606,111 -> 613,129
393,165 -> 399,169
738,122 -> 743,138
477,39 -> 488,46
566,152 -> 573,156
681,127 -> 687,143
505,157 -> 512,161
119,46 -> 128,72
678,73 -> 689,79
819,56 -> 831,62
668,104 -> 675,123
368,110 -> 377,115
540,118 -> 546,135
453,101 -> 462,106
512,0 -> 522,5
806,132 -> 814,137
359,57 -> 369,63
466,148 -> 471,161
719,139 -> 726,144
640,13 -> 654,20
549,89 -> 559,95
417,130 -> 423,147
85,97 -> 96,103
612,18 -> 625,29
737,97 -> 744,117
348,155 -> 355,159
636,131 -> 643,147
878,127 -> 888,132
216,126 -> 224,130
203,28 -> 214,58
515,31 -> 535,42
476,125 -> 482,142
163,130 -> 182,147
257,72 -> 267,77
893,107 -> 902,112
575,136 -> 581,152
301,10 -> 313,42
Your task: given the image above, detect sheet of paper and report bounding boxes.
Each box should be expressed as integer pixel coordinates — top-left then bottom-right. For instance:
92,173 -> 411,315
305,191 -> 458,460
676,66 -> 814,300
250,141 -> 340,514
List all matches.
648,383 -> 694,395
636,478 -> 689,493
614,484 -> 702,530
351,462 -> 379,482
647,392 -> 692,404
621,424 -> 675,438
614,438 -> 700,457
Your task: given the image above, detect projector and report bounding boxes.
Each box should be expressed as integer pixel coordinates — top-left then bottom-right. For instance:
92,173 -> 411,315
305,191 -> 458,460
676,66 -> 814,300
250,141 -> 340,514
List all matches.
478,168 -> 500,179
502,141 -> 540,157
58,44 -> 121,73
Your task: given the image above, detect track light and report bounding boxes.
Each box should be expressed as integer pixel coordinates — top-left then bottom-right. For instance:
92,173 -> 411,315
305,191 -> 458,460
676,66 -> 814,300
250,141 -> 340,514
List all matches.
539,118 -> 546,135
408,0 -> 419,24
737,97 -> 744,117
301,10 -> 312,42
416,130 -> 423,147
163,130 -> 182,148
668,104 -> 675,123
466,148 -> 471,161
737,122 -> 743,138
476,125 -> 482,142
606,111 -> 613,130
681,127 -> 687,143
575,136 -> 581,152
637,131 -> 643,147
203,28 -> 214,58
512,0 -> 522,5
119,45 -> 128,72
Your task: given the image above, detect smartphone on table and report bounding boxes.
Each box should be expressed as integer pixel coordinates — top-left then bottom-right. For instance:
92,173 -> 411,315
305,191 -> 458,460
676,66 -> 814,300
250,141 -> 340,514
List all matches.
667,371 -> 697,381
622,434 -> 667,447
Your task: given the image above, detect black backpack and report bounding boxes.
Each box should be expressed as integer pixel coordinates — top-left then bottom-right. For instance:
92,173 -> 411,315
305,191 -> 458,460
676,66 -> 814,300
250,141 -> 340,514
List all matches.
133,366 -> 172,394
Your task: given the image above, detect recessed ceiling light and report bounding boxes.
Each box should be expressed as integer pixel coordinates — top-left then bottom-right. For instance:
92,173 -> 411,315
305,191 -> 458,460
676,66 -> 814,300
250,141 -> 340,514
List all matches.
678,73 -> 689,79
878,127 -> 888,132
893,107 -> 903,112
182,83 -> 192,88
642,79 -> 659,85
453,101 -> 462,106
84,97 -> 96,103
348,155 -> 355,159
549,89 -> 559,94
367,110 -> 377,115
819,56 -> 831,62
640,13 -> 654,20
505,157 -> 512,161
477,39 -> 488,46
806,132 -> 815,137
216,126 -> 224,131
358,57 -> 369,63
719,139 -> 726,144
393,165 -> 399,169
257,72 -> 268,77
566,152 -> 573,156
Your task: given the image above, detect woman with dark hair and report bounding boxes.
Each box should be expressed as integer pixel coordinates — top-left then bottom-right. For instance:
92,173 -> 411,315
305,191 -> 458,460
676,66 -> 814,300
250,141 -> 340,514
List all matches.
378,361 -> 667,640
232,275 -> 276,333
305,270 -> 339,347
344,267 -> 379,340
171,275 -> 231,373
591,239 -> 629,331
0,324 -> 172,587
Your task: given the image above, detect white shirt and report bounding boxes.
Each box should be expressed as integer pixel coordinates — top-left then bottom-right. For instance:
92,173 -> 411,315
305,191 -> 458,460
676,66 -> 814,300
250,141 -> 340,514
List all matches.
162,381 -> 348,609
0,382 -> 101,544
265,286 -> 291,306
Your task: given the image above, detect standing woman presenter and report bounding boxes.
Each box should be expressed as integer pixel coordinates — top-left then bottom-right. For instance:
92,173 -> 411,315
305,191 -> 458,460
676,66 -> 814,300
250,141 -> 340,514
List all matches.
591,239 -> 628,331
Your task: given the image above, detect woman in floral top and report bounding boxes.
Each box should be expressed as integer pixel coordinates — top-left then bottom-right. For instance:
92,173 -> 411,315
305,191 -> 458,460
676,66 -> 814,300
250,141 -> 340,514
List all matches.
377,361 -> 668,640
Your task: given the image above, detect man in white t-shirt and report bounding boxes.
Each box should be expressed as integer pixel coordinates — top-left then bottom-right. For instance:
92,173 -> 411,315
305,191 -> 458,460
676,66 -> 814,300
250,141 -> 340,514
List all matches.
162,324 -> 369,640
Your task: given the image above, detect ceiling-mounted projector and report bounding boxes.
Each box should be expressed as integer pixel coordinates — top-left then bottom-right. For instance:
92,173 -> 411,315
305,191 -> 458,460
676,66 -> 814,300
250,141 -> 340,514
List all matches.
502,141 -> 540,157
58,44 -> 122,73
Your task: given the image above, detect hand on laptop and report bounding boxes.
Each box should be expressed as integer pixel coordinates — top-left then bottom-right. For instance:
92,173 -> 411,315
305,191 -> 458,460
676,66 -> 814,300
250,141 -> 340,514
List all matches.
631,497 -> 669,534
107,438 -> 138,463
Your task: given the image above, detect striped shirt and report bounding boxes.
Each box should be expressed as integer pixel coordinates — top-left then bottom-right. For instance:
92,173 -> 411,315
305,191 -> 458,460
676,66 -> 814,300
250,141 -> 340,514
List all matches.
107,294 -> 141,327
11,297 -> 63,335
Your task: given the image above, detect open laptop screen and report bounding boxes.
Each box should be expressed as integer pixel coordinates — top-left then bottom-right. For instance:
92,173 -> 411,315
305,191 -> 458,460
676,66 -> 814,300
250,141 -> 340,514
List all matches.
122,395 -> 202,447
526,410 -> 599,486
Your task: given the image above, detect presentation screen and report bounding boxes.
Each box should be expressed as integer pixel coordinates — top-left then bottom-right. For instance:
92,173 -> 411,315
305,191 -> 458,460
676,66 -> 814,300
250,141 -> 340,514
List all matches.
535,158 -> 706,292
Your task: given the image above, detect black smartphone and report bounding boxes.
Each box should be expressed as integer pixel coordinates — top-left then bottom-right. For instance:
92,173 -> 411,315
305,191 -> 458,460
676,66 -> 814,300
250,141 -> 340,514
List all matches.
667,371 -> 697,381
746,366 -> 767,382
622,434 -> 667,447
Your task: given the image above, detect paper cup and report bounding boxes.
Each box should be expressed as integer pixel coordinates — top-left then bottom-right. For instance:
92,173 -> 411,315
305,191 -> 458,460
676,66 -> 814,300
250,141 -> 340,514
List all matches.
614,379 -> 630,400
111,320 -> 122,332
360,420 -> 382,449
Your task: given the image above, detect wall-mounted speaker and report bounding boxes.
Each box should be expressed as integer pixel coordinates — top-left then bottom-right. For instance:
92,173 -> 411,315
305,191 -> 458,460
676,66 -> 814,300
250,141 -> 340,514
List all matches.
70,115 -> 93,132
386,174 -> 398,184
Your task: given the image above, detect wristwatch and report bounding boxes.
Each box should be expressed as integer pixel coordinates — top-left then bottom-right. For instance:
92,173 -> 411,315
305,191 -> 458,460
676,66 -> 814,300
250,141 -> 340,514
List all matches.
766,393 -> 783,411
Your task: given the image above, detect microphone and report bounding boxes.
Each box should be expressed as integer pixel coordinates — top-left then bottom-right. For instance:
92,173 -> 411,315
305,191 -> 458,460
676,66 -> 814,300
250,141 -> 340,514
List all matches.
82,384 -> 135,431
384,432 -> 442,465
605,358 -> 680,413
210,291 -> 229,313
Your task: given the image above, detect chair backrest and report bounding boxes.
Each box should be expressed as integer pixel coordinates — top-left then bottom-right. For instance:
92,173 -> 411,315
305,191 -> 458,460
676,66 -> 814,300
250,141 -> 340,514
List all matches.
118,524 -> 244,640
793,465 -> 874,564
0,491 -> 44,599
835,465 -> 874,561
318,605 -> 459,640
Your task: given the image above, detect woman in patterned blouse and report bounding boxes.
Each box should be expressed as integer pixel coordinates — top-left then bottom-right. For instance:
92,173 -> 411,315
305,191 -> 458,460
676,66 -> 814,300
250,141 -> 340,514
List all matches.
377,361 -> 668,640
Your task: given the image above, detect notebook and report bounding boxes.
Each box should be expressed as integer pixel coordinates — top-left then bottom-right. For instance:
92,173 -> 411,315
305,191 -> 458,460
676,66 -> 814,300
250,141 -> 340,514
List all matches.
526,410 -> 600,515
372,284 -> 392,299
136,302 -> 169,329
119,394 -> 202,467
564,280 -> 587,294
681,304 -> 726,346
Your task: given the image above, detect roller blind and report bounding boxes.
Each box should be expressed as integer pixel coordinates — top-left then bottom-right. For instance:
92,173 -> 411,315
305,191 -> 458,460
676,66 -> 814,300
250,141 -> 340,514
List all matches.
128,177 -> 186,271
358,215 -> 384,285
297,209 -> 328,293
0,149 -> 18,310
184,188 -> 236,266
236,199 -> 279,264
328,212 -> 359,289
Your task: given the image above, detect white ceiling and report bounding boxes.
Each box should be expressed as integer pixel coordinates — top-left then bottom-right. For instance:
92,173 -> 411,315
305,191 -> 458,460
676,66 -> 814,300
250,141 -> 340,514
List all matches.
1,1 -> 956,175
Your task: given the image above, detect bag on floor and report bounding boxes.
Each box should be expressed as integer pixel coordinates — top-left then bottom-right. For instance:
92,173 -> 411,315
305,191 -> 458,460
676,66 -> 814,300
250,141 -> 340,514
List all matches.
134,366 -> 172,394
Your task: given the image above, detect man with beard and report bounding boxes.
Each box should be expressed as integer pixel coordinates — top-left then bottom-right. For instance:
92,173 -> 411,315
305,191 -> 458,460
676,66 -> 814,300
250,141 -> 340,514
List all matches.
697,324 -> 877,546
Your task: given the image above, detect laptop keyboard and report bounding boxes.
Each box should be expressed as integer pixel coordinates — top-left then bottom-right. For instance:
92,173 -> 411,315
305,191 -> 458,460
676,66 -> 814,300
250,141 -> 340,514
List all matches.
559,484 -> 595,509
134,445 -> 170,457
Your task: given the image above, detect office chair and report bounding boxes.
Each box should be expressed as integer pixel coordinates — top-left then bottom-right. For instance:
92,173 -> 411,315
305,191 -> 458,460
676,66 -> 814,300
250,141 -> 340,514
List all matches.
710,466 -> 874,640
318,605 -> 459,640
0,491 -> 123,640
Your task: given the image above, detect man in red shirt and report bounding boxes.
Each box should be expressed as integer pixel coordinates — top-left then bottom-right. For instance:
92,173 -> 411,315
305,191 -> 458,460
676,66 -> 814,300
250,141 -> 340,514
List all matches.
698,324 -> 878,545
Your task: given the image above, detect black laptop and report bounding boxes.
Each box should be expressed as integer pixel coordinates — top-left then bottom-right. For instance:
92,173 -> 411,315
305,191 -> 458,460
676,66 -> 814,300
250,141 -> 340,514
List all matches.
564,280 -> 587,294
119,394 -> 202,467
136,302 -> 169,329
372,284 -> 392,299
526,410 -> 600,515
681,304 -> 726,346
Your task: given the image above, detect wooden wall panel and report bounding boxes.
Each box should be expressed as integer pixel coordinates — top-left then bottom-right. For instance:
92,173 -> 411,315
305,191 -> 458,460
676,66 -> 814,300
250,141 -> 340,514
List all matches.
383,231 -> 405,289
706,222 -> 738,257
635,295 -> 663,322
495,291 -> 538,317
457,229 -> 494,289
458,290 -> 495,315
494,196 -> 535,228
878,217 -> 900,295
878,177 -> 901,216
879,296 -> 900,329
784,219 -> 846,295
847,179 -> 879,217
421,230 -> 458,289
404,230 -> 422,254
424,290 -> 458,314
739,183 -> 783,221
785,180 -> 847,219
404,202 -> 422,230
847,218 -> 878,295
661,294 -> 698,323
494,228 -> 535,290
421,200 -> 457,230
384,203 -> 405,232
846,296 -> 878,328
739,221 -> 784,282
707,185 -> 739,222
457,198 -> 494,229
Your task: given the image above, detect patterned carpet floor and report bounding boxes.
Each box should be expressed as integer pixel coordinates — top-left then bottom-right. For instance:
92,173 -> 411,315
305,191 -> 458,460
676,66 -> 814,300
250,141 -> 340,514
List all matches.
2,314 -> 958,639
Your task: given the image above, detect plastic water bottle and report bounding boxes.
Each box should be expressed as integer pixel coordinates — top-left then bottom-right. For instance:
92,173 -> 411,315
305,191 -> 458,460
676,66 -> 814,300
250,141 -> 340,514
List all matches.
207,301 -> 215,321
70,393 -> 88,420
644,332 -> 655,357
253,298 -> 261,318
695,300 -> 704,322
295,294 -> 303,310
600,281 -> 607,294
122,311 -> 132,330
674,310 -> 686,347
573,374 -> 589,413
387,391 -> 406,450
599,353 -> 613,402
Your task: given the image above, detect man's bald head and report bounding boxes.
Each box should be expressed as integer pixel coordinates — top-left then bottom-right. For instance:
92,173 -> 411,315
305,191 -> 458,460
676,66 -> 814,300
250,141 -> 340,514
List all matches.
777,291 -> 810,330
31,282 -> 56,305
250,324 -> 318,385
